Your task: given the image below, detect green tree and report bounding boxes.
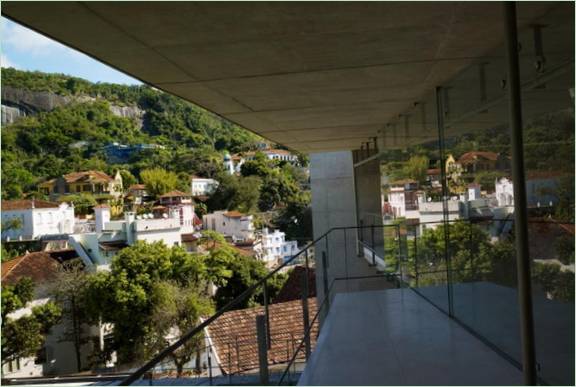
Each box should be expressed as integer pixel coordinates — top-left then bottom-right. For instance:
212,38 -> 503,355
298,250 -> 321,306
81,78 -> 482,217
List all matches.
83,242 -> 214,367
119,169 -> 138,191
150,282 -> 213,377
1,278 -> 62,366
403,155 -> 429,184
141,168 -> 178,199
207,174 -> 261,213
50,260 -> 91,372
1,218 -> 23,239
63,193 -> 97,216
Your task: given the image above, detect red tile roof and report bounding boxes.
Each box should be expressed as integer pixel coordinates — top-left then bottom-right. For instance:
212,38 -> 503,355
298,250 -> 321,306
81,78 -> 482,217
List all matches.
64,170 -> 114,183
263,149 -> 293,156
223,211 -> 245,218
207,298 -> 318,375
458,151 -> 499,164
426,168 -> 441,175
2,199 -> 60,211
1,250 -> 78,285
274,266 -> 316,304
389,179 -> 417,186
129,184 -> 146,190
159,190 -> 191,198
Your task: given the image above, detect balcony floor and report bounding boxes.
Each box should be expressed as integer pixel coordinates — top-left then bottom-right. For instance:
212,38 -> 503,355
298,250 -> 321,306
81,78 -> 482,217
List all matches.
298,288 -> 523,385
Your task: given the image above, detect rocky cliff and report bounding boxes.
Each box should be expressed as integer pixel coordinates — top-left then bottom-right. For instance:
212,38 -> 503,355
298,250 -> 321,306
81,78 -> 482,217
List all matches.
1,86 -> 144,126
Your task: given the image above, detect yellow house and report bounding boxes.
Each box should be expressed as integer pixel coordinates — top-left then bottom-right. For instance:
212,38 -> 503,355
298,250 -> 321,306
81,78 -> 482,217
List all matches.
39,170 -> 123,200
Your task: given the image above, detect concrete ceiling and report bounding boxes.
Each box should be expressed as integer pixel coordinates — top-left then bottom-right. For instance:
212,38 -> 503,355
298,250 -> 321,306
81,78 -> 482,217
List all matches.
2,2 -> 573,153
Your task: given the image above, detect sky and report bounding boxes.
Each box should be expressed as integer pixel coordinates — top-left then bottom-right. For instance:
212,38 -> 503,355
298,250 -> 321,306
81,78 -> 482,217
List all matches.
1,17 -> 140,85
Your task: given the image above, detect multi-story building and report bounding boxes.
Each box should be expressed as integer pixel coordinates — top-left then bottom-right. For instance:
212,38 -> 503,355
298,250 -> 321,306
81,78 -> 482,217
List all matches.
157,190 -> 196,234
125,184 -> 150,205
496,172 -> 566,208
191,176 -> 219,196
202,210 -> 255,242
1,200 -> 75,241
254,228 -> 300,267
387,179 -> 420,219
39,170 -> 123,200
244,149 -> 299,163
70,205 -> 191,268
458,151 -> 510,174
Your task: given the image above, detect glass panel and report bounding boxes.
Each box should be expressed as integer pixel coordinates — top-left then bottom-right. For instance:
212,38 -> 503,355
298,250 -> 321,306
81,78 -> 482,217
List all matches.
518,4 -> 575,384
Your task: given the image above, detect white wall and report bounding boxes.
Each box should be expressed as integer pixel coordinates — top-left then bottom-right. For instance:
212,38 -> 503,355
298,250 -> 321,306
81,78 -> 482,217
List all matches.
389,189 -> 406,218
495,177 -> 514,207
191,178 -> 219,196
202,211 -> 255,241
418,201 -> 461,230
2,203 -> 75,241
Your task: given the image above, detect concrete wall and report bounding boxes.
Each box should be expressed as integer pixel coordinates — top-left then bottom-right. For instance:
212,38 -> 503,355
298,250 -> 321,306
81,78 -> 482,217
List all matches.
2,205 -> 74,241
354,159 -> 384,252
310,151 -> 376,310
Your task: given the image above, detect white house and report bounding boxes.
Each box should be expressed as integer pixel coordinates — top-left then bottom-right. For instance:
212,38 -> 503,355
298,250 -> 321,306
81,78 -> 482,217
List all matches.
495,177 -> 514,207
191,176 -> 219,196
69,205 -> 193,268
202,210 -> 255,242
1,200 -> 75,241
418,200 -> 463,231
254,228 -> 299,267
387,180 -> 419,219
245,149 -> 299,163
495,173 -> 565,208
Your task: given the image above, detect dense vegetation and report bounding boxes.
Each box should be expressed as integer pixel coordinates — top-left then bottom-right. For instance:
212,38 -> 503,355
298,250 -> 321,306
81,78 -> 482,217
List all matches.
2,69 -> 312,237
1,68 -> 262,199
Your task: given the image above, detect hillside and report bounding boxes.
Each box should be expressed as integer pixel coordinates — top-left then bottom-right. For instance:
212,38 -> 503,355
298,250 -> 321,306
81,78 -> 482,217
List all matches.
1,68 -> 264,199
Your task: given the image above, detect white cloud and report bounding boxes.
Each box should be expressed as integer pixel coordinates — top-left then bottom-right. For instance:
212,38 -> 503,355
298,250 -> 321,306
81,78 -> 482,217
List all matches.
2,19 -> 63,56
1,53 -> 18,69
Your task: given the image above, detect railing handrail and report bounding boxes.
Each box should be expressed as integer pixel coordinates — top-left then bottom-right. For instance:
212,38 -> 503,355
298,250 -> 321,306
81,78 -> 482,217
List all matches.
120,225 -> 348,385
119,217 -> 574,385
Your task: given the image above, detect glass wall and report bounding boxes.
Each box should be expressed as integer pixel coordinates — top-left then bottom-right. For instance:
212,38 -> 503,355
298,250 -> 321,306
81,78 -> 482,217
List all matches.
371,4 -> 574,385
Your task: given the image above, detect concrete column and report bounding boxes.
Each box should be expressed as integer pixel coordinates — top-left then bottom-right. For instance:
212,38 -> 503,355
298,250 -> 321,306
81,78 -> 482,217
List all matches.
310,151 -> 375,310
354,159 -> 384,254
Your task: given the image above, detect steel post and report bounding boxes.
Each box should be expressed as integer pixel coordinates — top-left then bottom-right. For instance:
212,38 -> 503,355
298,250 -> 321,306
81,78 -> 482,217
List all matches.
301,273 -> 311,359
263,281 -> 271,350
256,315 -> 269,385
503,3 -> 537,384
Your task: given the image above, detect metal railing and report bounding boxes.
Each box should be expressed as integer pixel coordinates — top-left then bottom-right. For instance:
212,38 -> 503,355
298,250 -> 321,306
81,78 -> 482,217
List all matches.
120,224 -> 403,385
117,217 -> 573,385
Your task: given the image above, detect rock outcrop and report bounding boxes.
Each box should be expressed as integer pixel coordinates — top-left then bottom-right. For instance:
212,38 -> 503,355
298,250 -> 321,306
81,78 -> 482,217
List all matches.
1,86 -> 144,127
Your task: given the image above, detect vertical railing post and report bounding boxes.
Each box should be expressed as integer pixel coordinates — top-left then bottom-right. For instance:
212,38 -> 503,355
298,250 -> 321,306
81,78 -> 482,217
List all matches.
235,336 -> 240,377
322,251 -> 330,311
227,344 -> 232,385
208,344 -> 213,386
504,3 -> 537,385
436,85 -> 454,317
414,227 -> 419,288
263,280 -> 271,350
301,271 -> 311,359
256,315 -> 269,385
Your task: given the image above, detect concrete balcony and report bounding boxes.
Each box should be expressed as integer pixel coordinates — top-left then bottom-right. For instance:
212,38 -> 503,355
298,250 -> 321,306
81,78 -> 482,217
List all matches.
299,288 -> 523,386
